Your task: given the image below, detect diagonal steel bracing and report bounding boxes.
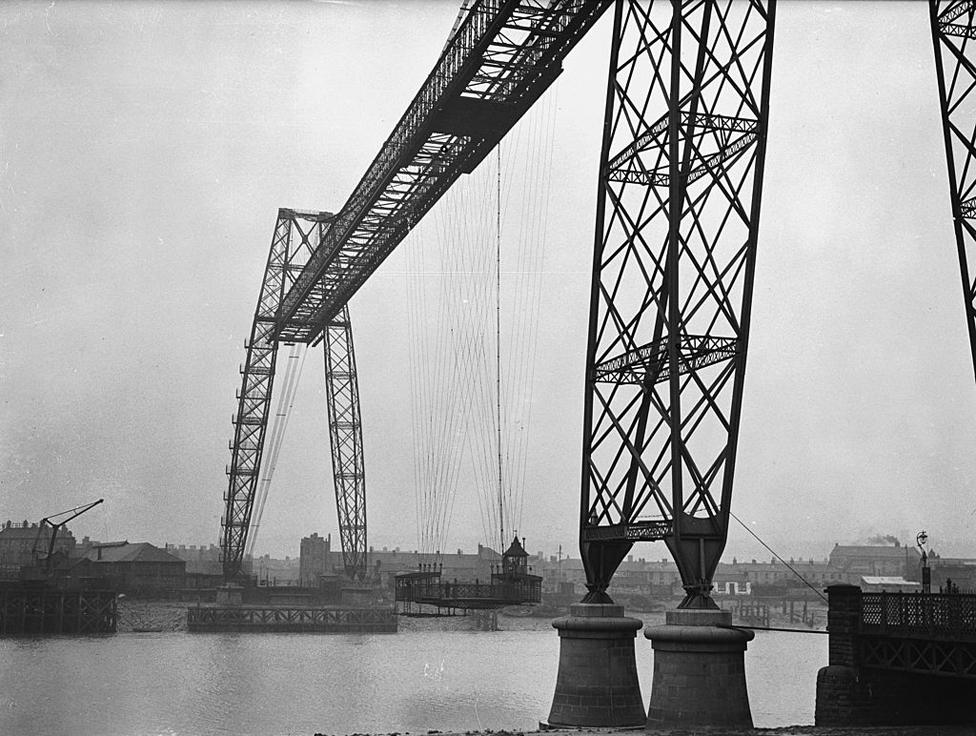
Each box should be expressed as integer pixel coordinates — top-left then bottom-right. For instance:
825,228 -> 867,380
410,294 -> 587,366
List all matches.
223,0 -> 777,599
222,209 -> 368,582
271,0 -> 614,344
323,306 -> 368,581
222,1 -> 618,583
222,209 -> 329,579
580,0 -> 776,608
931,1 -> 976,384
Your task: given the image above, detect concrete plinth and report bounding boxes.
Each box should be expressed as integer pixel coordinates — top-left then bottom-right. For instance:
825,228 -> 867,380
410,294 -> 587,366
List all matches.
546,603 -> 645,728
643,608 -> 754,728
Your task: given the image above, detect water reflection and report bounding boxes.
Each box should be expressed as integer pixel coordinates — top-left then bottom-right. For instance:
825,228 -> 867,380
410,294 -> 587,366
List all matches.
0,626 -> 825,736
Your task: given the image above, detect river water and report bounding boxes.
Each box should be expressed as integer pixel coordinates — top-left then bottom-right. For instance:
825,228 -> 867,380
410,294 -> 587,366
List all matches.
0,618 -> 826,736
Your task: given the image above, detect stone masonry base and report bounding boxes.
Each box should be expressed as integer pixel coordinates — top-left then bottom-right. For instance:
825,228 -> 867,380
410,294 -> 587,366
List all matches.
643,608 -> 754,728
816,663 -> 976,726
546,603 -> 645,728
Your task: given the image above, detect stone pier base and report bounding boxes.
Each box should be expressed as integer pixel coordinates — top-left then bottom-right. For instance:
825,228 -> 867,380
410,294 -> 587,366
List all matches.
643,608 -> 754,728
546,603 -> 645,727
816,584 -> 976,726
816,664 -> 976,726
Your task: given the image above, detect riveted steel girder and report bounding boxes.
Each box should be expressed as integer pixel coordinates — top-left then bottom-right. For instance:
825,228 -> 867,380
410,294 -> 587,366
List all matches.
323,307 -> 369,581
579,0 -> 776,608
222,210 -> 333,580
931,0 -> 976,384
272,0 -> 614,344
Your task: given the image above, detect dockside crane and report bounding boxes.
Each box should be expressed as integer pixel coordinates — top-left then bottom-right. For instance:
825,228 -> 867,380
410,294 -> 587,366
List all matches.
29,498 -> 104,575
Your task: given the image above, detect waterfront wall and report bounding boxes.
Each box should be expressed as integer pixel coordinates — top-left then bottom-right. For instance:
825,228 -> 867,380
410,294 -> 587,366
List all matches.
816,584 -> 976,726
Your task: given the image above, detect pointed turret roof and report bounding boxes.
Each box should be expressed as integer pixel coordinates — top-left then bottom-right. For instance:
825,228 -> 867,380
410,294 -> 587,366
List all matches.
503,535 -> 527,559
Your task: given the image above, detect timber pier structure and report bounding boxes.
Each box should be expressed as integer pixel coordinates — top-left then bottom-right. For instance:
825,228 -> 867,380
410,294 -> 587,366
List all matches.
0,585 -> 117,636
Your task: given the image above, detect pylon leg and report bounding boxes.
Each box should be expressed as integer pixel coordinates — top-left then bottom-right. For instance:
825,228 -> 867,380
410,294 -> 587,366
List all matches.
644,608 -> 754,727
546,603 -> 645,728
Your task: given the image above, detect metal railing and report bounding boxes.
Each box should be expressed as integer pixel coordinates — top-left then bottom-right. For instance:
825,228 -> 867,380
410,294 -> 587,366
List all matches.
395,571 -> 542,606
187,605 -> 396,632
860,592 -> 976,639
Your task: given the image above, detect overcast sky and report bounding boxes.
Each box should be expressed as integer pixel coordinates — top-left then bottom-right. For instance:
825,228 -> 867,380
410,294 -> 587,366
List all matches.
1,1 -> 974,564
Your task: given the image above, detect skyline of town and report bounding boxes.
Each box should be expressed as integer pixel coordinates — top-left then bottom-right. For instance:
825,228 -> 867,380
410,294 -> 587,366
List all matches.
4,514 -> 961,568
4,516 -> 958,597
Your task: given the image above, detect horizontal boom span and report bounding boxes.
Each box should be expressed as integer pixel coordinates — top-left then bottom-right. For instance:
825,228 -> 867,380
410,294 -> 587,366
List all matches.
273,0 -> 613,343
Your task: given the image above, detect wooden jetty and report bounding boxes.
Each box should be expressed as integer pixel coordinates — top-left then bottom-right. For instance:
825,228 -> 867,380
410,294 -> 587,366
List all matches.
0,586 -> 117,636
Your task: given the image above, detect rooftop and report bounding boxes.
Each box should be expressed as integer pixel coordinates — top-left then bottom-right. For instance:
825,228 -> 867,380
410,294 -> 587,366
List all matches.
82,542 -> 183,564
831,545 -> 920,559
860,576 -> 921,586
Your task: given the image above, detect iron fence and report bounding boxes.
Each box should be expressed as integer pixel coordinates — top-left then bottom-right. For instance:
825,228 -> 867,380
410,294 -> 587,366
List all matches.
394,571 -> 542,607
861,592 -> 976,639
186,605 -> 396,632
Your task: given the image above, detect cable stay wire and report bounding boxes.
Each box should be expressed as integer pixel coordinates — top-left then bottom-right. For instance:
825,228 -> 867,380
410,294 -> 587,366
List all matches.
245,343 -> 307,558
729,510 -> 828,604
403,85 -> 557,559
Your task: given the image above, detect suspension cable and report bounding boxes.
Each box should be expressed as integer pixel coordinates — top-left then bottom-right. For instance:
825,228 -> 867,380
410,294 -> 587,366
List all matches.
404,85 -> 555,557
495,145 -> 504,553
245,343 -> 307,557
730,510 -> 828,604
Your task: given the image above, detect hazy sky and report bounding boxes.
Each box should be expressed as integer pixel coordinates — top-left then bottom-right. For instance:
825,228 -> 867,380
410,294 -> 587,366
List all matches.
1,1 -> 974,563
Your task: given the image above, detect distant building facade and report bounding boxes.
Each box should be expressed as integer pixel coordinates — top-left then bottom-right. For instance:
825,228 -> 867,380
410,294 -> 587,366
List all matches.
72,542 -> 186,595
164,543 -> 223,575
299,533 -> 331,586
0,520 -> 76,580
829,543 -> 921,580
927,555 -> 976,592
253,553 -> 299,585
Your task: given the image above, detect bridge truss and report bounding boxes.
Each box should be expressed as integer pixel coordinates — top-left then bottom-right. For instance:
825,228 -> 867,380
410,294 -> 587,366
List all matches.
220,0 -> 779,603
222,209 -> 368,581
220,1 -> 616,581
580,0 -> 775,607
271,0 -> 614,341
322,306 -> 368,580
218,0 -> 976,606
931,0 -> 976,382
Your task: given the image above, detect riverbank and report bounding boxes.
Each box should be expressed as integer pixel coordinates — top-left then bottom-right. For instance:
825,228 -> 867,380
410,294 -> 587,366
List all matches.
116,598 -> 187,632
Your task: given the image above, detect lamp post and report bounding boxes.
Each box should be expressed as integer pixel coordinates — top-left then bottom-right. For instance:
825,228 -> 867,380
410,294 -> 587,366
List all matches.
916,531 -> 930,594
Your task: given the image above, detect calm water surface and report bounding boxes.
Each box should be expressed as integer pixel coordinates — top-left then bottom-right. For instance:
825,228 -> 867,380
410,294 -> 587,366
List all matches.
0,623 -> 826,736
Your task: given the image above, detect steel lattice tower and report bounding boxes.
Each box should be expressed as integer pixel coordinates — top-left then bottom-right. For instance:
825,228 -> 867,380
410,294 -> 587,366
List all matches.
219,2 -> 616,583
931,1 -> 976,381
580,0 -> 776,607
222,209 -> 368,581
323,306 -> 368,581
220,1 -> 781,601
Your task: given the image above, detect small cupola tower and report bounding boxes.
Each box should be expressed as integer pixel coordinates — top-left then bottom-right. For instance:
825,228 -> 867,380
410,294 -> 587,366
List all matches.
502,534 -> 529,577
